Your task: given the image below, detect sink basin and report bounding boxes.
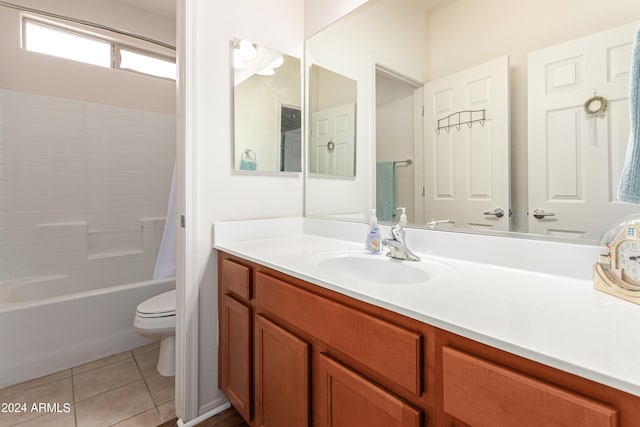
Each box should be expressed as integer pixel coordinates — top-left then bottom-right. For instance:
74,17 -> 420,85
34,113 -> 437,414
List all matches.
304,250 -> 457,286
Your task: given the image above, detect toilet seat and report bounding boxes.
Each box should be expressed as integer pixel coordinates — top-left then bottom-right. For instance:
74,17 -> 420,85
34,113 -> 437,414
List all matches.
136,290 -> 176,318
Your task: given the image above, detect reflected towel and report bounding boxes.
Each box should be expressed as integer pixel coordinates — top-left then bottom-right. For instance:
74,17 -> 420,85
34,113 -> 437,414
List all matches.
376,161 -> 395,221
619,26 -> 640,203
239,159 -> 256,170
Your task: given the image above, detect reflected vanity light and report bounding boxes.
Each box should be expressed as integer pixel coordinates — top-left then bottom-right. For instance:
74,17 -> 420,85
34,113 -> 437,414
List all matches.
256,56 -> 284,76
238,40 -> 257,60
233,40 -> 257,69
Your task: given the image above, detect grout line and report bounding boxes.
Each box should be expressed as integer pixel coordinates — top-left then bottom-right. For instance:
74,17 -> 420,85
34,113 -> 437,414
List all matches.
131,348 -> 158,405
0,369 -> 72,400
71,370 -> 78,427
71,353 -> 133,377
77,379 -> 153,426
105,408 -> 154,427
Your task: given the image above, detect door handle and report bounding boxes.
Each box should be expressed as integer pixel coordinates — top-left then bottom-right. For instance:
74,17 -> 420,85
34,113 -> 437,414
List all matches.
532,209 -> 556,219
483,208 -> 505,218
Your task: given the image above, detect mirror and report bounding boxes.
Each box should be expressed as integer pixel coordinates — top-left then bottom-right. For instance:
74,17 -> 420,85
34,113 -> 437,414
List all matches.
308,64 -> 358,177
304,0 -> 640,242
233,39 -> 301,172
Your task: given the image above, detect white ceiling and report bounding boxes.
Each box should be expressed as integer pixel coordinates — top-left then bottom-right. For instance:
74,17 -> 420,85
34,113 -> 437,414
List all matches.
117,0 -> 176,19
420,0 -> 457,12
113,0 -> 452,23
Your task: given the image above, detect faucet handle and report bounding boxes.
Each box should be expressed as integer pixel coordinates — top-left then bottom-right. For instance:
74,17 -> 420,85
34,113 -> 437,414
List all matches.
390,223 -> 405,241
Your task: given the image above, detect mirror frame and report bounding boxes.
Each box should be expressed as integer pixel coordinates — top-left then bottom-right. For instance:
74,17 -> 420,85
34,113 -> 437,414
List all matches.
230,39 -> 303,176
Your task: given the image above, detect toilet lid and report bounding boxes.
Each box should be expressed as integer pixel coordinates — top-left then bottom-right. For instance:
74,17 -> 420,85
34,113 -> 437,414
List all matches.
137,290 -> 176,317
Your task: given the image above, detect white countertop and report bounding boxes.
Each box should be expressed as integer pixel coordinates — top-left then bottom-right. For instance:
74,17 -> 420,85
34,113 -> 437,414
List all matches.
213,218 -> 640,397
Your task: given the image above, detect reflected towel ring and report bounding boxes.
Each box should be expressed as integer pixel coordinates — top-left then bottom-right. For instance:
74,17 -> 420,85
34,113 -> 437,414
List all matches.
327,140 -> 335,152
241,149 -> 256,161
584,92 -> 608,116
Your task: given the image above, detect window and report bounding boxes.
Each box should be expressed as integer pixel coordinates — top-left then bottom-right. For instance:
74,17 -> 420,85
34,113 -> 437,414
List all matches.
24,21 -> 111,68
23,19 -> 176,80
119,48 -> 176,80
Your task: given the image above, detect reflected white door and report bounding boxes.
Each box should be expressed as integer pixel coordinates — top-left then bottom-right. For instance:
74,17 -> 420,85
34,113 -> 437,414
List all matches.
528,22 -> 638,240
310,103 -> 356,176
423,56 -> 510,231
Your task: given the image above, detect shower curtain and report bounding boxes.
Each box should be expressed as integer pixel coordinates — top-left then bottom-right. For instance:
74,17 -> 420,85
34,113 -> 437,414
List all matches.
153,166 -> 176,279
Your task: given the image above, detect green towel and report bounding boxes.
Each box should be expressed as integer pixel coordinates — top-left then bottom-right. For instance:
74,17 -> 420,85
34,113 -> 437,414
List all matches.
239,159 -> 256,170
376,161 -> 395,221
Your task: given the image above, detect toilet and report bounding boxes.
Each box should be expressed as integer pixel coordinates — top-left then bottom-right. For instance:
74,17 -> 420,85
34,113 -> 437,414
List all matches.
133,290 -> 176,376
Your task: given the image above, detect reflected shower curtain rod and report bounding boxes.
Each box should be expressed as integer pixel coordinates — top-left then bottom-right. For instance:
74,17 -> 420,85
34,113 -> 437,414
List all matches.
0,0 -> 175,51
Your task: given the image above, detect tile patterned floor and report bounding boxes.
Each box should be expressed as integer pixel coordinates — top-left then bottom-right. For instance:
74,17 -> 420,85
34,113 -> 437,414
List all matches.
0,343 -> 174,427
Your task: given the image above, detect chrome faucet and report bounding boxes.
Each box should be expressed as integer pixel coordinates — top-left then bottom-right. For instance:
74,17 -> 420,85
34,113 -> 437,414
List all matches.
382,224 -> 421,262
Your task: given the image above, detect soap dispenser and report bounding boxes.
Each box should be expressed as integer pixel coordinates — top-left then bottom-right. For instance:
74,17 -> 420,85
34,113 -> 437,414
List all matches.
397,207 -> 408,226
365,209 -> 382,254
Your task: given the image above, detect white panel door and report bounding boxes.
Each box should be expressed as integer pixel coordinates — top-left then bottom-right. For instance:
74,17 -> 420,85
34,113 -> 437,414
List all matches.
528,22 -> 638,239
310,103 -> 356,176
423,56 -> 510,230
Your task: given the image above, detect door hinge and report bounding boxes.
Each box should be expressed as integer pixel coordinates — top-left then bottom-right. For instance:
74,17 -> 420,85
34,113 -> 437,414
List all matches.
422,186 -> 426,196
180,215 -> 186,228
422,106 -> 424,117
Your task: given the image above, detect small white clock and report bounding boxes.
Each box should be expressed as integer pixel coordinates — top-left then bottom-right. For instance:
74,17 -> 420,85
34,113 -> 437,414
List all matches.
594,215 -> 640,304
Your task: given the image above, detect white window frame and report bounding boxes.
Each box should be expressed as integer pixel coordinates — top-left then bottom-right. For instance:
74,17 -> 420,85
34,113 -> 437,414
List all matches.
22,17 -> 176,81
114,44 -> 177,81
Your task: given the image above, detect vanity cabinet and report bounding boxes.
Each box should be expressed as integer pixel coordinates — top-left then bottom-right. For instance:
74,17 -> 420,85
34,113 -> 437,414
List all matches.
218,252 -> 640,426
218,259 -> 253,421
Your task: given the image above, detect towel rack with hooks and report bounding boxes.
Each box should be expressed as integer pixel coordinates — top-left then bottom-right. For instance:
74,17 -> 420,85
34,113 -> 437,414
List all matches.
435,109 -> 486,134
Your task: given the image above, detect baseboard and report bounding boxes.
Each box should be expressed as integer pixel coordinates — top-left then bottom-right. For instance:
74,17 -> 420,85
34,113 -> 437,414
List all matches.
177,401 -> 231,427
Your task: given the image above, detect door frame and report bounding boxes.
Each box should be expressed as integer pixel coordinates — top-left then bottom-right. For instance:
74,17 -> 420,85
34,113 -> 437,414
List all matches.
374,63 -> 424,223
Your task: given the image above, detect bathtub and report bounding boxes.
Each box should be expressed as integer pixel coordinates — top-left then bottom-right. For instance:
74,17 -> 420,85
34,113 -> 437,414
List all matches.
0,275 -> 175,388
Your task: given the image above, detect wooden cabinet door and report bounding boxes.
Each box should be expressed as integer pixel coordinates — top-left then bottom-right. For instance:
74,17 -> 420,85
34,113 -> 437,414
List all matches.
317,353 -> 422,427
255,314 -> 310,427
442,347 -> 618,427
220,294 -> 252,422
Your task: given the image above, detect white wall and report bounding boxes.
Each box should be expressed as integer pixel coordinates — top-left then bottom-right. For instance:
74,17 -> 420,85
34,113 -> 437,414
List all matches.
0,3 -> 175,114
185,0 -> 304,414
304,0 -> 368,38
305,0 -> 427,218
429,0 -> 640,231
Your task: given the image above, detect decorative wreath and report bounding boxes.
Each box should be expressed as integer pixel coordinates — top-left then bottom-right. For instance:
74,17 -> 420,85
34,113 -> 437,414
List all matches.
584,94 -> 608,116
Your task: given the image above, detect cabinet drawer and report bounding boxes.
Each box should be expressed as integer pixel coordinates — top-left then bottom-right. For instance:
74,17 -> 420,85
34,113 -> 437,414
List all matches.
317,353 -> 422,427
255,272 -> 422,395
442,346 -> 618,427
221,258 -> 251,300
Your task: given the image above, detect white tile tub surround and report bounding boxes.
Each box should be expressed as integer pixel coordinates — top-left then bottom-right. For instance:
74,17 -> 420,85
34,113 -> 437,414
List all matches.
0,89 -> 175,283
